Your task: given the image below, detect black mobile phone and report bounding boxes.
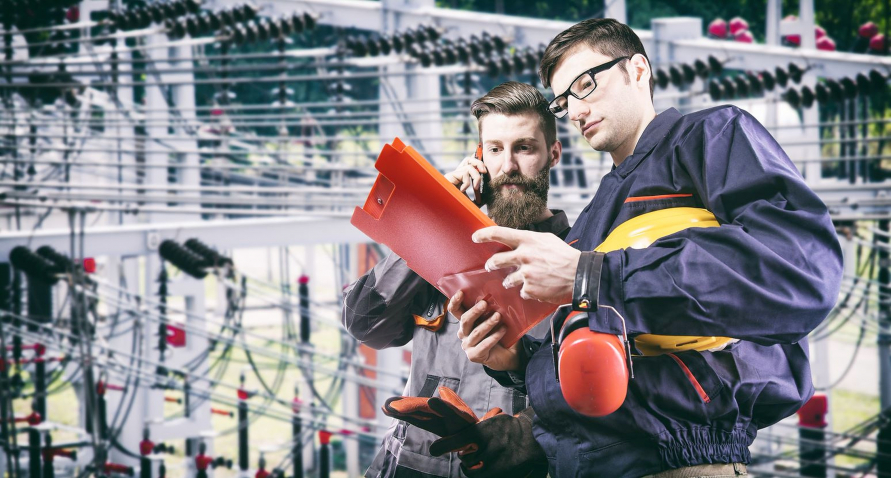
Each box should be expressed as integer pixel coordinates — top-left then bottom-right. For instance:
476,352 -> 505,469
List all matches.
474,144 -> 487,206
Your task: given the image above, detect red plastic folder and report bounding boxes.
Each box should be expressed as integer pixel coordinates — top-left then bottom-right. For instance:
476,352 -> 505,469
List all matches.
351,138 -> 557,347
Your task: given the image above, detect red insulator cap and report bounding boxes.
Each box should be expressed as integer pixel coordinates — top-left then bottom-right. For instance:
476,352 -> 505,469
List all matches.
66,6 -> 79,22
729,17 -> 749,36
785,34 -> 801,46
298,275 -> 310,285
318,430 -> 333,445
139,440 -> 155,456
734,31 -> 754,43
27,412 -> 42,425
34,343 -> 46,357
237,389 -> 251,400
814,26 -> 826,39
797,393 -> 828,428
870,34 -> 887,52
816,36 -> 836,51
83,258 -> 96,274
860,22 -> 879,38
707,18 -> 727,39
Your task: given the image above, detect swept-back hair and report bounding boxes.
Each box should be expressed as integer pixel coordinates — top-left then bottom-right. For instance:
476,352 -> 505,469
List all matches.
471,81 -> 557,147
539,18 -> 654,100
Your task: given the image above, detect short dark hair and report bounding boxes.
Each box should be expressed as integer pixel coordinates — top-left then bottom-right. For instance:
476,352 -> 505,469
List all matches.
471,81 -> 557,148
539,18 -> 655,100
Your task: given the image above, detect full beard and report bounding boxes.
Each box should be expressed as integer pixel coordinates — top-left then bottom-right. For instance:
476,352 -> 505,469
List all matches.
482,165 -> 550,229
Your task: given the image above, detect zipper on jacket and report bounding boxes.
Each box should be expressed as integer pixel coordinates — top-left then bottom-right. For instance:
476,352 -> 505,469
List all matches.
667,353 -> 711,403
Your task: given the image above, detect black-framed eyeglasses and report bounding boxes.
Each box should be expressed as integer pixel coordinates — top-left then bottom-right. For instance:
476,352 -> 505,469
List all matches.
548,56 -> 632,119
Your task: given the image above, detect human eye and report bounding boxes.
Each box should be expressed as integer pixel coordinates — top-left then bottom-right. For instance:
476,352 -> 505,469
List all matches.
573,74 -> 595,94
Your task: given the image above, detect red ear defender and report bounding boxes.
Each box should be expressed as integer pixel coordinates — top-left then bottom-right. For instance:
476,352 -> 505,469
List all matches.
551,309 -> 631,417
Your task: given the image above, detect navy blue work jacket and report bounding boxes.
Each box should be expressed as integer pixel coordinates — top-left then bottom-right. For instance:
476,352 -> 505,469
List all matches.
512,106 -> 842,477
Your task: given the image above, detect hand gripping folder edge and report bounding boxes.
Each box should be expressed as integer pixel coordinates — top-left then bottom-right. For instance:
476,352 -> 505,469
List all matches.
350,138 -> 558,347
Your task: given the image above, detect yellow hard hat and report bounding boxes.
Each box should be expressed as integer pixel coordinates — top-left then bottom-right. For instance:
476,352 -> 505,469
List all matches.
593,208 -> 733,356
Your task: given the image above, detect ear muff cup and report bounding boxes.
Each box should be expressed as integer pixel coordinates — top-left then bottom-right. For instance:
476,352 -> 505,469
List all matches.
557,312 -> 628,417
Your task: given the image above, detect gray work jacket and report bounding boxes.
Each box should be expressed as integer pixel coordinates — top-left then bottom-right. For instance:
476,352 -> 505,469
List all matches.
342,211 -> 570,478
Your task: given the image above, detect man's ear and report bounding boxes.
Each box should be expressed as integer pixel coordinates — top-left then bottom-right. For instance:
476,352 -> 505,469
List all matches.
550,140 -> 562,168
629,54 -> 651,91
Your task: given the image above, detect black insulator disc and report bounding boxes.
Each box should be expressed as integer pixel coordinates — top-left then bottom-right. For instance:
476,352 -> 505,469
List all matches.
720,77 -> 736,98
668,65 -> 683,87
734,75 -> 750,97
856,72 -> 871,95
825,79 -> 843,102
761,70 -> 776,91
367,38 -> 381,56
840,77 -> 857,99
655,68 -> 669,89
378,36 -> 392,55
708,79 -> 723,101
784,88 -> 801,108
302,12 -> 315,30
681,63 -> 696,84
800,86 -> 815,108
815,83 -> 829,103
775,67 -> 789,88
694,58 -> 710,78
788,63 -> 804,84
277,16 -> 292,36
707,55 -> 723,75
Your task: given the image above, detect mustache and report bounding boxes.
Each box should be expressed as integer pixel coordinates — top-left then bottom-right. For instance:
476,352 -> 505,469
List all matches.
487,170 -> 544,189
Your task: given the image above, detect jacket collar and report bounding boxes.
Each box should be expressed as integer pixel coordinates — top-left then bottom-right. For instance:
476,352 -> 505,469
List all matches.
615,107 -> 683,178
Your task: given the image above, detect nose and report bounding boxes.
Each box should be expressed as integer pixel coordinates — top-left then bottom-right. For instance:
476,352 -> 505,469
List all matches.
567,95 -> 590,123
500,151 -> 519,175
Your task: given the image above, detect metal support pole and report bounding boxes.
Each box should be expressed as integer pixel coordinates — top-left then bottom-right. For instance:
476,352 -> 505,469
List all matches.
25,276 -> 52,332
318,432 -> 330,478
298,277 -> 310,344
878,219 -> 891,477
291,388 -> 303,478
28,429 -> 40,478
33,359 -> 46,421
238,400 -> 248,473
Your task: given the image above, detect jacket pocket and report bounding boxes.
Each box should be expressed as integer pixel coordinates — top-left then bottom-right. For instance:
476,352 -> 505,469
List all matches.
666,352 -> 720,403
417,374 -> 460,398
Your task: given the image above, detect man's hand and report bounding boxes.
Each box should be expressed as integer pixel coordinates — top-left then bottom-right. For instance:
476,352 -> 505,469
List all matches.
473,227 -> 581,305
449,291 -> 521,372
444,156 -> 487,199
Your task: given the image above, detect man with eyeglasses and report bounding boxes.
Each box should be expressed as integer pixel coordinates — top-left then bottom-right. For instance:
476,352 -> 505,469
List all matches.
450,18 -> 842,477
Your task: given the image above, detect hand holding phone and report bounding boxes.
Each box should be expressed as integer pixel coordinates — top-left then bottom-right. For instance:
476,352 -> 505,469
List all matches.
443,144 -> 489,206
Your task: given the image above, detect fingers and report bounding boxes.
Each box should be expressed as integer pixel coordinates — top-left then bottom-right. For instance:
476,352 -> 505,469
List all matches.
462,311 -> 502,348
464,325 -> 507,364
501,269 -> 523,290
473,226 -> 523,249
456,298 -> 489,340
448,291 -> 467,320
485,249 -> 522,272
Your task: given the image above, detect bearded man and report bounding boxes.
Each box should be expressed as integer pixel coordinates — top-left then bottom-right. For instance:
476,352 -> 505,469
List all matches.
341,81 -> 568,478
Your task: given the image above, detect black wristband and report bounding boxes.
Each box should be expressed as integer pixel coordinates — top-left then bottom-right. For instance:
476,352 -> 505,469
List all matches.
572,251 -> 605,312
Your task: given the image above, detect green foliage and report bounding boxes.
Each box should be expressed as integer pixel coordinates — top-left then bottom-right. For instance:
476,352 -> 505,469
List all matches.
437,0 -> 891,52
